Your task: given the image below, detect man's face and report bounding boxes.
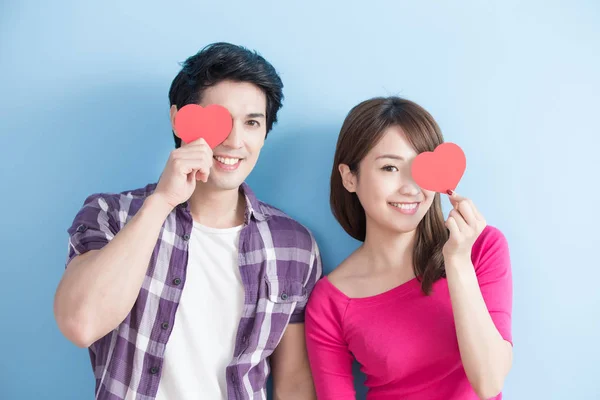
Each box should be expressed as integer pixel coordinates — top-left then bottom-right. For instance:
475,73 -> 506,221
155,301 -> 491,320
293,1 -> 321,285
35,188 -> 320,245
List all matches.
173,79 -> 268,191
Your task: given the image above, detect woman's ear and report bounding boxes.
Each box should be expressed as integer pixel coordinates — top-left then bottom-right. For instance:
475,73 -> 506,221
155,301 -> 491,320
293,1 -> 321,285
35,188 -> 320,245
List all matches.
339,164 -> 357,193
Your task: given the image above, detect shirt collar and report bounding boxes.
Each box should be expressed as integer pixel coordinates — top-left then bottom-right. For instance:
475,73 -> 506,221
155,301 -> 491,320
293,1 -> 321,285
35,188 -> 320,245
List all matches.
175,182 -> 269,223
240,182 -> 269,222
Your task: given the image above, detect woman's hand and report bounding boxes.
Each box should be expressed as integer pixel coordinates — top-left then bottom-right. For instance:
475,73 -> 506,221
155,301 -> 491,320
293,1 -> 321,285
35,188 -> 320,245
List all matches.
442,190 -> 487,265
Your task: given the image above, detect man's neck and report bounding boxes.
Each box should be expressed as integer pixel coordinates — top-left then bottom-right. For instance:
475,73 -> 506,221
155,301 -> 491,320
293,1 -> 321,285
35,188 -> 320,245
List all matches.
188,184 -> 246,229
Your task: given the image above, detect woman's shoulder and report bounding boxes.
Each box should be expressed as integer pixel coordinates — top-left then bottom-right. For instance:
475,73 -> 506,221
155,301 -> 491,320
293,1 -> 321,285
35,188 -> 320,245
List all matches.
306,276 -> 351,327
313,267 -> 353,301
472,225 -> 511,272
307,256 -> 357,314
324,252 -> 366,297
473,225 -> 509,252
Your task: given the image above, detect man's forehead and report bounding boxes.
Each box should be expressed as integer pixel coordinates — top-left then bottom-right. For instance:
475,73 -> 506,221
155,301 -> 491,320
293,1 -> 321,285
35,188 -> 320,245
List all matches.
200,81 -> 267,117
199,100 -> 266,120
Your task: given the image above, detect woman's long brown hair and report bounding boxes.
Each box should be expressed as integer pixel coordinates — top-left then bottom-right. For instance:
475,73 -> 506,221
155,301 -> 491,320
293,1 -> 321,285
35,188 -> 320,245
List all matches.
330,96 -> 449,295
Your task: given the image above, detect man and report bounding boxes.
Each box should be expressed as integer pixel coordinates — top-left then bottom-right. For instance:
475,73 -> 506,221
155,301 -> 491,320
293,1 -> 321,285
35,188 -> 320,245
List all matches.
53,42 -> 322,400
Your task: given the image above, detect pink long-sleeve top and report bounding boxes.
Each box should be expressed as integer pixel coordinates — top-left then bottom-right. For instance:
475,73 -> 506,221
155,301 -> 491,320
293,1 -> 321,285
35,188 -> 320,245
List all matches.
305,226 -> 512,399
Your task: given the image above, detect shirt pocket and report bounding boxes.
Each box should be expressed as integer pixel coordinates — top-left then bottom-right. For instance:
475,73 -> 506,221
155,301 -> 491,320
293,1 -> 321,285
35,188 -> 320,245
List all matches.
265,278 -> 307,304
261,277 -> 308,351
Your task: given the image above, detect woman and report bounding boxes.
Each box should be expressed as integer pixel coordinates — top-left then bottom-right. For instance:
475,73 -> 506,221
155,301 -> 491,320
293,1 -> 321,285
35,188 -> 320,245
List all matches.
305,97 -> 513,399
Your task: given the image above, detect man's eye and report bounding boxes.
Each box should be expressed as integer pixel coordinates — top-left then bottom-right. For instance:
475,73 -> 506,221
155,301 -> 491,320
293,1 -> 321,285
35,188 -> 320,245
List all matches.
247,120 -> 260,127
382,165 -> 398,172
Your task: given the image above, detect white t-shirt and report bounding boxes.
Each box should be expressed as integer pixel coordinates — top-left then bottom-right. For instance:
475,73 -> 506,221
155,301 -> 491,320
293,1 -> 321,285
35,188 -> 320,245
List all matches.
156,221 -> 245,400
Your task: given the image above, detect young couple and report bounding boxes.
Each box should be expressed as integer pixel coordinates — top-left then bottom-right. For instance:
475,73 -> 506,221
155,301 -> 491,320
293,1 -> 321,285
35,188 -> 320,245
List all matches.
53,42 -> 513,400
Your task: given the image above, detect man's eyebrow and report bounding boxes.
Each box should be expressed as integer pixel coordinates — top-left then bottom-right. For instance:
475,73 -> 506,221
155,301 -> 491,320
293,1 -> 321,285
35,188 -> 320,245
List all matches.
246,113 -> 266,119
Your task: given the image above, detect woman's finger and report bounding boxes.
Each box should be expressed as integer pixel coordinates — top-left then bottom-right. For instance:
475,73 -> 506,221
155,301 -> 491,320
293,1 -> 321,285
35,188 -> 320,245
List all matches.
449,209 -> 468,233
446,216 -> 461,238
457,200 -> 478,227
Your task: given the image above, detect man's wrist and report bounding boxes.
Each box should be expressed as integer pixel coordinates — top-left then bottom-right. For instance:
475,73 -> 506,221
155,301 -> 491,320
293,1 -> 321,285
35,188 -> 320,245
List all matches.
143,193 -> 175,220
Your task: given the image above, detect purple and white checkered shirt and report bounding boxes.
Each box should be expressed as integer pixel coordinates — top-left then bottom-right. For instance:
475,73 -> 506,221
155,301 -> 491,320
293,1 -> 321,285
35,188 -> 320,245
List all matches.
65,182 -> 322,400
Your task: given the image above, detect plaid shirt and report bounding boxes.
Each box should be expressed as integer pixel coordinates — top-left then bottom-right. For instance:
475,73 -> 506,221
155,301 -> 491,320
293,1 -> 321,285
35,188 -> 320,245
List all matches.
65,182 -> 322,400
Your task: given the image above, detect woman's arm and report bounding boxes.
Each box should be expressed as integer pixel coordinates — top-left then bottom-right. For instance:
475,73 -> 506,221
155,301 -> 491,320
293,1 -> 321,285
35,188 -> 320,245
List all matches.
446,257 -> 513,399
305,281 -> 356,399
444,194 -> 513,399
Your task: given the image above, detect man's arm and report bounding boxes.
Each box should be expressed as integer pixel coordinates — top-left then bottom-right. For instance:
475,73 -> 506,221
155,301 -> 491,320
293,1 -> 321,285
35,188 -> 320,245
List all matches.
270,323 -> 316,400
54,193 -> 173,348
270,235 -> 323,399
54,139 -> 214,348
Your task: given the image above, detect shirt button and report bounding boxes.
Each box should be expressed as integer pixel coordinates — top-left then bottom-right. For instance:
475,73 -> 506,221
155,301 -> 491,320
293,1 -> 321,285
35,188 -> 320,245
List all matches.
149,367 -> 159,375
183,233 -> 190,241
242,335 -> 247,343
76,224 -> 87,233
161,322 -> 169,330
178,202 -> 188,209
173,278 -> 181,286
231,373 -> 236,383
281,292 -> 288,300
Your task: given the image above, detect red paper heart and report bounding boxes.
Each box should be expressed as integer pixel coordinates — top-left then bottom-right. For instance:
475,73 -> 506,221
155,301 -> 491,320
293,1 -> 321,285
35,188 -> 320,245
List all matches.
411,142 -> 466,193
174,104 -> 232,148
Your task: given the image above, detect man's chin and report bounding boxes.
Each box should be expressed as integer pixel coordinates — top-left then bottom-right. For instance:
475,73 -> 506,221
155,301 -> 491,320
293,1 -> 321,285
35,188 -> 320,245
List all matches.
206,174 -> 247,191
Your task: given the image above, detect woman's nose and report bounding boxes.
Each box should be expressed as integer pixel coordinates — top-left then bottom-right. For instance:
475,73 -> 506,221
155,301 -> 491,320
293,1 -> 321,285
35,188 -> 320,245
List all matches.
398,182 -> 420,196
398,167 -> 420,196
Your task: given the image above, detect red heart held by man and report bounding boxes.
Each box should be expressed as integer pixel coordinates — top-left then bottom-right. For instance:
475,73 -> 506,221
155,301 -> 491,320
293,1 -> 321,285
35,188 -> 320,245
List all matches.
173,104 -> 233,148
411,142 -> 466,193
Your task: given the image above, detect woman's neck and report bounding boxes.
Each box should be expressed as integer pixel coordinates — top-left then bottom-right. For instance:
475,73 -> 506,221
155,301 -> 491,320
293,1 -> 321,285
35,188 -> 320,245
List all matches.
360,222 -> 417,274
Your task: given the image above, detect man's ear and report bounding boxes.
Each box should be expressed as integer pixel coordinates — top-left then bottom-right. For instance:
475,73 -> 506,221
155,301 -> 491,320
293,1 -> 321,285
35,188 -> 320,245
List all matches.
339,163 -> 357,193
170,105 -> 179,138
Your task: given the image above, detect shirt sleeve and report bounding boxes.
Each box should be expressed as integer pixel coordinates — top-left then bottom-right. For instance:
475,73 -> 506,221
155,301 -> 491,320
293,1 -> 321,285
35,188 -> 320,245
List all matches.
305,280 -> 356,399
65,193 -> 119,267
472,225 -> 513,345
290,236 -> 324,323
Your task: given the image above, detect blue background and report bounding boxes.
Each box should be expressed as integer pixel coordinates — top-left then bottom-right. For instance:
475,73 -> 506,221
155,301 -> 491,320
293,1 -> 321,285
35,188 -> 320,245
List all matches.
1,1 -> 599,399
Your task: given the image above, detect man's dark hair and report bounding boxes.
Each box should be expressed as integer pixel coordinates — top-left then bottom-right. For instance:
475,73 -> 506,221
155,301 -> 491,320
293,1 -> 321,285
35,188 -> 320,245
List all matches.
168,42 -> 284,148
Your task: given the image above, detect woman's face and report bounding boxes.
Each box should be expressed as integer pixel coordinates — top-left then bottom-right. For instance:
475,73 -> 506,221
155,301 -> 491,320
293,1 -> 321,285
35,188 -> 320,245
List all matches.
339,125 -> 436,236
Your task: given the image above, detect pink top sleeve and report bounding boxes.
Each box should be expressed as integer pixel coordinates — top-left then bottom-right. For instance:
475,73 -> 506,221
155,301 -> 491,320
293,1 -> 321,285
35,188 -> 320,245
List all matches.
305,280 -> 356,399
472,226 -> 514,345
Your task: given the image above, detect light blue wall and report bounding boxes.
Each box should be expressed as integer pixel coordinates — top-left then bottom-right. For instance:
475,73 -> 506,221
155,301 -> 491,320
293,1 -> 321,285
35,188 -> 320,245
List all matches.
1,1 -> 598,399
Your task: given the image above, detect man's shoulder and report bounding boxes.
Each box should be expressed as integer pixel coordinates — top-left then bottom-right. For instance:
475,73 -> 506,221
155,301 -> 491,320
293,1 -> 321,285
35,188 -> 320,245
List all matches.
259,200 -> 312,235
79,182 -> 158,211
257,200 -> 316,251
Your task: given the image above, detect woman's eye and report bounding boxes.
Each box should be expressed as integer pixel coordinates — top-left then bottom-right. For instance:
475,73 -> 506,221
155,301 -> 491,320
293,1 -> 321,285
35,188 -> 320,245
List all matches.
382,165 -> 398,172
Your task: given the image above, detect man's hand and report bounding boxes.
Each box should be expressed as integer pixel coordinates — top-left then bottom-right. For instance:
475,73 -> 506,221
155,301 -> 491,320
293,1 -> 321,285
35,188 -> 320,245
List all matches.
154,138 -> 213,209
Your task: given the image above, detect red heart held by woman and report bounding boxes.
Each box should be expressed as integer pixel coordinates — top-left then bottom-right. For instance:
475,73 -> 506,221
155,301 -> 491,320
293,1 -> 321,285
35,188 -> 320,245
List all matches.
411,142 -> 466,193
174,104 -> 233,148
